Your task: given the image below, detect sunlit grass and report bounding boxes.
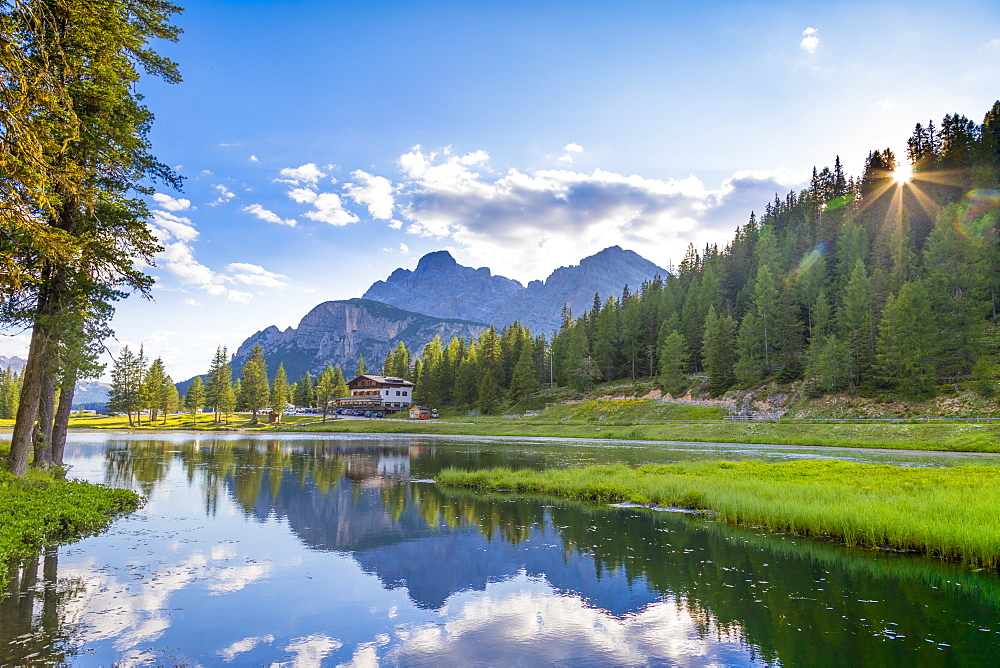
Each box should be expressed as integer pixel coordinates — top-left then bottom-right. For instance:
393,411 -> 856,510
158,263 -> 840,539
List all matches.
290,418 -> 1000,452
438,460 -> 1000,567
64,412 -> 318,430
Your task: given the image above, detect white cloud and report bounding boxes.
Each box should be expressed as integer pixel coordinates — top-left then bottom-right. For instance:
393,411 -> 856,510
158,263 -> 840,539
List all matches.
287,187 -> 318,204
396,146 -> 805,281
243,203 -> 297,227
151,193 -> 191,212
149,210 -> 199,243
558,143 -> 584,165
209,184 -> 236,206
302,193 -> 359,227
277,162 -> 325,185
875,96 -> 896,111
250,154 -> 260,163
399,146 -> 489,188
800,27 -> 820,54
225,263 -> 290,289
344,170 -> 395,219
388,219 -> 404,230
149,209 -> 290,302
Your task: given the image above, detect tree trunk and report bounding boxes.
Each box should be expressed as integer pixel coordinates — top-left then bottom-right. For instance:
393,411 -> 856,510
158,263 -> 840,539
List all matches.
8,312 -> 58,476
32,374 -> 56,468
51,370 -> 77,467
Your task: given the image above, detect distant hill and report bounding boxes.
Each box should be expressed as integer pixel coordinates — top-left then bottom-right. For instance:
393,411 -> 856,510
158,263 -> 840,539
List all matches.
1,355 -> 109,408
0,355 -> 26,373
363,245 -> 667,336
226,298 -> 489,383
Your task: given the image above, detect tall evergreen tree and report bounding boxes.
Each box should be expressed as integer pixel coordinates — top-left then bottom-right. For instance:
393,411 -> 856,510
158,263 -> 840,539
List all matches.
186,376 -> 204,421
270,363 -> 291,416
240,344 -> 269,425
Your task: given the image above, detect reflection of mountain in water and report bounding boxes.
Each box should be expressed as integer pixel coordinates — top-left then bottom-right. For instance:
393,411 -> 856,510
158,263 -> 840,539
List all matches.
235,471 -> 662,613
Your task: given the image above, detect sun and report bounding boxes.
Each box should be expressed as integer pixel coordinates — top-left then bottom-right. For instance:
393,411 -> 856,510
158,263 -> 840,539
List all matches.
893,163 -> 913,184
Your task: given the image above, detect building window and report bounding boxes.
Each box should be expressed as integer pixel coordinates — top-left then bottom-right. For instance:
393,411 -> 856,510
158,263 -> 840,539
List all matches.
402,391 -> 407,396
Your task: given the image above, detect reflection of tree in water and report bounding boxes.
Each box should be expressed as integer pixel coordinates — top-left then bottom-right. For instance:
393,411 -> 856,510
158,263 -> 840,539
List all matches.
0,550 -> 79,665
435,487 -> 1000,667
98,440 -> 1000,665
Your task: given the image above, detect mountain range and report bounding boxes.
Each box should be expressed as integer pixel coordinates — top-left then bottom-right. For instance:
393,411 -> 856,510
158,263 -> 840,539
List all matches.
363,245 -> 667,335
212,245 -> 666,385
230,298 -> 489,384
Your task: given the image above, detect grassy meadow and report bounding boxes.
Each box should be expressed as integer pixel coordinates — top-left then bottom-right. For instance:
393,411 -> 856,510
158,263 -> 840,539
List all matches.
288,414 -> 1000,452
437,460 -> 1000,567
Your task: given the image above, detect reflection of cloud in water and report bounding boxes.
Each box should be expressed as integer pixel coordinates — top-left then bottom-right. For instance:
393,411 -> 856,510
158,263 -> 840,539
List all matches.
385,573 -> 751,666
218,634 -> 275,661
56,543 -> 273,654
274,634 -> 343,667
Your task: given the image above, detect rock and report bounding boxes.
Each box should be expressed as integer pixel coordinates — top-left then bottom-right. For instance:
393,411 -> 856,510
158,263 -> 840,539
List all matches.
363,246 -> 667,336
230,298 -> 489,381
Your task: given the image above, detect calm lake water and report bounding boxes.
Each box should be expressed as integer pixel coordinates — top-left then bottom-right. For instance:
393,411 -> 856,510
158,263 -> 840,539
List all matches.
3,431 -> 1000,666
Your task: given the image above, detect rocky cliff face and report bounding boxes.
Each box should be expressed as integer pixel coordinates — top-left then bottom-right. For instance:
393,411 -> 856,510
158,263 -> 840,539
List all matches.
363,246 -> 667,336
232,298 -> 488,381
362,250 -> 523,325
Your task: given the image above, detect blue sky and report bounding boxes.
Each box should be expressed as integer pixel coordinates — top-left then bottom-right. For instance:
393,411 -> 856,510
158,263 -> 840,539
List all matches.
5,0 -> 1000,380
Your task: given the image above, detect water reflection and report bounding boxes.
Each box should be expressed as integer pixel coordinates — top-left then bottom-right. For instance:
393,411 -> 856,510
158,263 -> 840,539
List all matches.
2,434 -> 999,665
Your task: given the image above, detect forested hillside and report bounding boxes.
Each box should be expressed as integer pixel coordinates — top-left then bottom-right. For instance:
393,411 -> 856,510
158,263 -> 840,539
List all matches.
547,102 -> 1000,400
385,102 -> 1000,413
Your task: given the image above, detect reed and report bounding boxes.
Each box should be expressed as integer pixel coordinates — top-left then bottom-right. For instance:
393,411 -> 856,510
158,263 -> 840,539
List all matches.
437,459 -> 1000,567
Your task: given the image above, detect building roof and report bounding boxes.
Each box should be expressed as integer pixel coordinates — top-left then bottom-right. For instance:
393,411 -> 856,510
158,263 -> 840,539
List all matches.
348,374 -> 415,387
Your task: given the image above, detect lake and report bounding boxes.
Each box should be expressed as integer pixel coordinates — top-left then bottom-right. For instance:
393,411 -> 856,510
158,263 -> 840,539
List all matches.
2,432 -> 999,666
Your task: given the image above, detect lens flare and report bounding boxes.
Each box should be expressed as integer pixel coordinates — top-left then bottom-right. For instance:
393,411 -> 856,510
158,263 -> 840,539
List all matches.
893,164 -> 913,184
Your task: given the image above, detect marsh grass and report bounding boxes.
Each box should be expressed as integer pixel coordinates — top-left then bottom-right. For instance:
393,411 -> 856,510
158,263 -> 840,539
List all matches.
438,459 -> 1000,567
0,464 -> 141,588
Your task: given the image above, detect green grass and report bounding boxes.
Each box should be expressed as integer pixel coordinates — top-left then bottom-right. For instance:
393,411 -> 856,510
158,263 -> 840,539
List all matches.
63,412 -> 319,430
522,398 -> 726,422
0,465 -> 142,588
285,417 -> 1000,452
437,459 -> 1000,567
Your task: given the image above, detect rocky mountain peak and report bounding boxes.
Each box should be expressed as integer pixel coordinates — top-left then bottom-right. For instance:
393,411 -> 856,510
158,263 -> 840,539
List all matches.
363,247 -> 667,336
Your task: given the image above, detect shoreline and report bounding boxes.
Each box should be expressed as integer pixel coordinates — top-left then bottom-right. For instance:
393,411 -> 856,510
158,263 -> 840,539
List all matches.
5,416 -> 1000,453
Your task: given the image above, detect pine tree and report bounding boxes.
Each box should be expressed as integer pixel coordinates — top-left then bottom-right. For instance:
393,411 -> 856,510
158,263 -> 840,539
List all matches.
186,376 -> 205,421
508,340 -> 541,401
240,344 -> 269,425
144,357 -> 168,423
875,282 -> 936,396
657,328 -> 688,397
205,346 -> 232,423
356,353 -> 367,376
840,260 -> 875,387
294,371 -> 314,408
314,366 -> 336,421
476,327 -> 502,414
702,306 -> 736,396
270,363 -> 291,417
162,379 -> 179,424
